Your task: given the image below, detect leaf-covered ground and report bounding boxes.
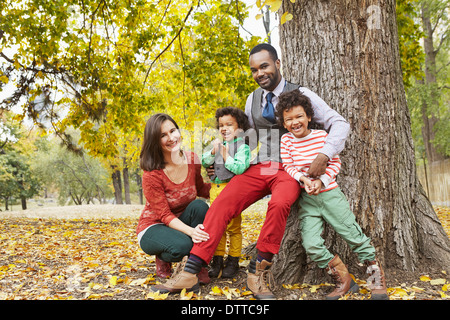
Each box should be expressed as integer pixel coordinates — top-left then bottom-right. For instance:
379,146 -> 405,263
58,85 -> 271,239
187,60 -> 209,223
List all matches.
0,201 -> 449,300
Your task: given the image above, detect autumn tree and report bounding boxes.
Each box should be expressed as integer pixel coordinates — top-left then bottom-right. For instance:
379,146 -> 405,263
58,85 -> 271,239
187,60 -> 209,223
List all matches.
0,112 -> 40,210
0,0 -> 258,168
32,132 -> 113,206
270,0 -> 450,283
396,0 -> 425,89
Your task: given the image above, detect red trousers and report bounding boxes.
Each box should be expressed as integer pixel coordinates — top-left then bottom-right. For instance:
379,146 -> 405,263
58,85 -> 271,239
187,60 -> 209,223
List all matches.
191,162 -> 301,263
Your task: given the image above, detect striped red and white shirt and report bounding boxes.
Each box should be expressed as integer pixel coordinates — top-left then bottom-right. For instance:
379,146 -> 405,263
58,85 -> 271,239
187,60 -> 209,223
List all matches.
280,130 -> 341,193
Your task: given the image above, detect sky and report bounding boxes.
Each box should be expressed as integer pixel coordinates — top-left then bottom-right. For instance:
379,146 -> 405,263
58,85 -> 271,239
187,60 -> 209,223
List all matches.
240,1 -> 281,55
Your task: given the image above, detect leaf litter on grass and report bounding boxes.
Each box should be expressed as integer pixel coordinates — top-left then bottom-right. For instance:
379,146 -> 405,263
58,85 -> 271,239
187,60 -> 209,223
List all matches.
0,203 -> 449,300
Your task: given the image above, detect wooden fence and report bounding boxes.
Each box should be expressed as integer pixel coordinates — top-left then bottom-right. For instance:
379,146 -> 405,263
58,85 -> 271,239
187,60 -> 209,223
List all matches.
416,159 -> 450,207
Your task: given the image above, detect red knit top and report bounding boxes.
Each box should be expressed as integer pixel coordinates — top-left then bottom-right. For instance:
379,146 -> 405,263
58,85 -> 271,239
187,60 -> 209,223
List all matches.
136,151 -> 211,235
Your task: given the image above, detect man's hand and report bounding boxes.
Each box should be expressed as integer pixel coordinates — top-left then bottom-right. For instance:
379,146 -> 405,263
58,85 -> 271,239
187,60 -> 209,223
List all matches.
206,165 -> 215,180
307,153 -> 329,178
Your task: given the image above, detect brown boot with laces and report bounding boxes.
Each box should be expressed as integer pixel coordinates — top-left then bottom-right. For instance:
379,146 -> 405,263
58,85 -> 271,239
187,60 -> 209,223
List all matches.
150,256 -> 199,294
246,258 -> 276,300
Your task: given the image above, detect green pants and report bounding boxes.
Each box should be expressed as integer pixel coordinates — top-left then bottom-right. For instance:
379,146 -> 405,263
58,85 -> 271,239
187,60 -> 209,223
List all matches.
139,199 -> 209,263
298,187 -> 376,268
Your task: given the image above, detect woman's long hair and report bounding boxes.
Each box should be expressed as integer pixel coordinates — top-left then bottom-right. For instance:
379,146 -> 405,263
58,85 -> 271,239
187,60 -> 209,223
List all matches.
140,113 -> 180,171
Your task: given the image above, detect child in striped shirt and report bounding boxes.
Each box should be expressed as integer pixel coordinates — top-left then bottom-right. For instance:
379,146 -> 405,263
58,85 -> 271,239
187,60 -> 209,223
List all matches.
277,90 -> 388,300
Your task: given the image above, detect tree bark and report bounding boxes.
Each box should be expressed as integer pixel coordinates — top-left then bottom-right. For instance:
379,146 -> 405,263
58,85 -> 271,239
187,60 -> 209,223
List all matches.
274,0 -> 450,284
21,196 -> 27,210
135,169 -> 143,205
111,166 -> 123,205
123,158 -> 131,205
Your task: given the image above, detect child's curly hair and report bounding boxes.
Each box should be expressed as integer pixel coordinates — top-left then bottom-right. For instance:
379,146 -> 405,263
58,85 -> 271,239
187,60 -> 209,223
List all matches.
276,90 -> 315,128
215,107 -> 251,132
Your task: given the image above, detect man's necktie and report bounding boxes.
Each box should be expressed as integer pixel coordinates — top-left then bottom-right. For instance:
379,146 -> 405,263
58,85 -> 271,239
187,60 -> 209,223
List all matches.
262,92 -> 276,123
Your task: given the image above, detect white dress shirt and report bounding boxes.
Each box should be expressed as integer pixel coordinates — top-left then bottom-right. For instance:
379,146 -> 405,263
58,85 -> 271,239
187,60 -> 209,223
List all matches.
244,77 -> 350,160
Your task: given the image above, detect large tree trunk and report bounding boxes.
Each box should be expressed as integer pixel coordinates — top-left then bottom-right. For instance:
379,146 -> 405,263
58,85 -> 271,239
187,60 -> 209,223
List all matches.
274,0 -> 450,284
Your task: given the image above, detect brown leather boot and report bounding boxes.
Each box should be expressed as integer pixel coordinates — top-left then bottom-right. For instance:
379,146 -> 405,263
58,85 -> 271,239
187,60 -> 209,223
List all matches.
155,256 -> 172,279
150,270 -> 199,294
325,255 -> 359,300
150,256 -> 199,294
246,258 -> 276,300
365,259 -> 389,300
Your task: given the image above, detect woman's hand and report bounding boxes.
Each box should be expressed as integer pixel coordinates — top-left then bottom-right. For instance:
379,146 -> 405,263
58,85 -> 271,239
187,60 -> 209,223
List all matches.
190,224 -> 210,243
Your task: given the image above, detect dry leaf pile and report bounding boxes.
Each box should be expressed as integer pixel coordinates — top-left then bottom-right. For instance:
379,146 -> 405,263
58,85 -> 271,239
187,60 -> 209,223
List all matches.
0,202 -> 449,300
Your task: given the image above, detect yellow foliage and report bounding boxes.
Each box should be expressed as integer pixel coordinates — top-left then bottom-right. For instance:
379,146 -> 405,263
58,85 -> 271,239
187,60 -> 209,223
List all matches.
280,11 -> 294,25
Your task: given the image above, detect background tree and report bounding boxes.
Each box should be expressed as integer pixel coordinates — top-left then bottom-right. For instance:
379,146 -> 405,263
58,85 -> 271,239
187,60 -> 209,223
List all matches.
270,0 -> 450,283
32,131 -> 113,206
396,0 -> 425,89
0,0 -> 259,165
0,152 -> 40,210
0,111 -> 40,210
405,0 -> 449,164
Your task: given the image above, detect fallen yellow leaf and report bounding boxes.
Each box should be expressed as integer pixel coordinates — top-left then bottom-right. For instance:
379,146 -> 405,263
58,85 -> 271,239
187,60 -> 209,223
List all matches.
410,286 -> 425,292
109,276 -> 117,287
89,282 -> 103,290
310,285 -> 320,293
420,275 -> 431,282
210,286 -> 223,295
390,287 -> 408,296
180,288 -> 194,300
430,278 -> 446,286
129,278 -> 147,286
146,290 -> 169,300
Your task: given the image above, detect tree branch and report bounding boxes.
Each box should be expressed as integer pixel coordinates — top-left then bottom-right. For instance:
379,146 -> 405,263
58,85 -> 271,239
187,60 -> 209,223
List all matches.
433,31 -> 449,55
141,5 -> 194,91
436,60 -> 450,74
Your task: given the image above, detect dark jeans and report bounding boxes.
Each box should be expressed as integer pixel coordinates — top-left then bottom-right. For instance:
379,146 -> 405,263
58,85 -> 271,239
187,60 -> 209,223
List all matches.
139,199 -> 209,262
